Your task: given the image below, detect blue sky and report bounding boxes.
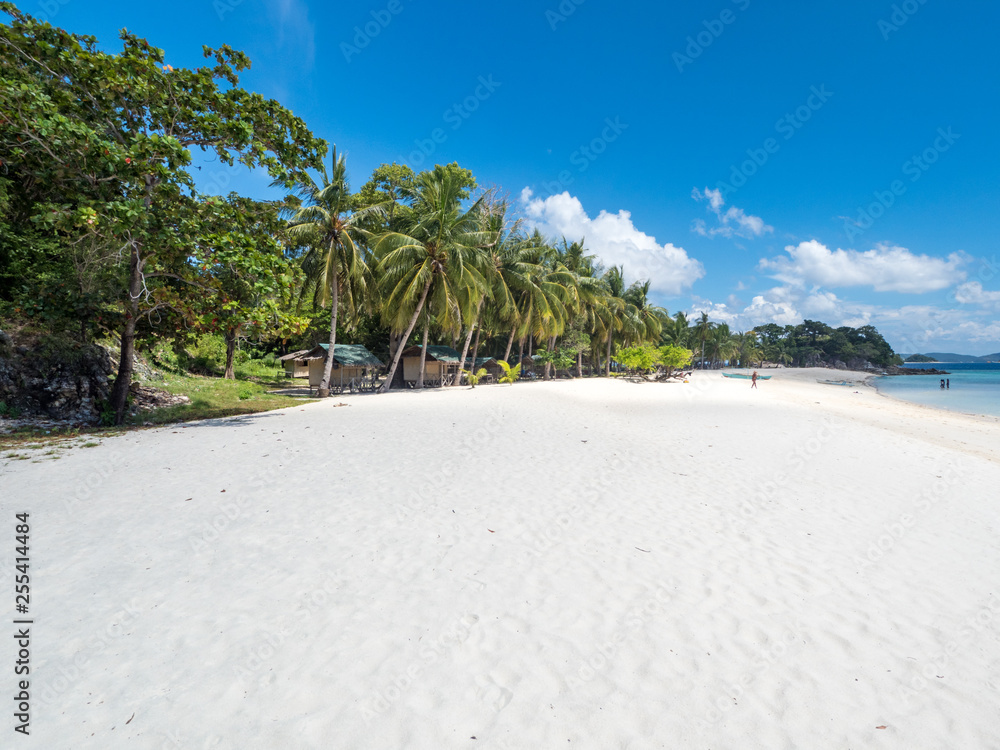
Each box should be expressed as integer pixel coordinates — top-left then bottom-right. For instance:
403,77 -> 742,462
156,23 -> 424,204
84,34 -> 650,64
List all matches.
26,0 -> 1000,354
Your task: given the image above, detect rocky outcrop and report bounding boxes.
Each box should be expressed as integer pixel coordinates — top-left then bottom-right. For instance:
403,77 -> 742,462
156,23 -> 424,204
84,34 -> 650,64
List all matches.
0,329 -> 113,422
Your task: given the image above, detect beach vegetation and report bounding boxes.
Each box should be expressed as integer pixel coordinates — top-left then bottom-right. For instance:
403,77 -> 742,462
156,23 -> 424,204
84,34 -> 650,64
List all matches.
0,1 -> 906,431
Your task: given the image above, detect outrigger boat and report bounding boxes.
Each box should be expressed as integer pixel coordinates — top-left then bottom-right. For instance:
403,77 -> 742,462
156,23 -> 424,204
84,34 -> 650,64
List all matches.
722,372 -> 771,380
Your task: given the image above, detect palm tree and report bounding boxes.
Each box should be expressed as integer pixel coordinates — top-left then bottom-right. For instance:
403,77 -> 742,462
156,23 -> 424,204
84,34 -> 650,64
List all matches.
693,312 -> 714,369
623,279 -> 668,344
374,166 -> 496,391
286,147 -> 381,398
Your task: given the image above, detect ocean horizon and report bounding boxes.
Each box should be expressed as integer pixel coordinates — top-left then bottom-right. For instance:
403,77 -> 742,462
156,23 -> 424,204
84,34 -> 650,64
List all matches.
876,362 -> 1000,418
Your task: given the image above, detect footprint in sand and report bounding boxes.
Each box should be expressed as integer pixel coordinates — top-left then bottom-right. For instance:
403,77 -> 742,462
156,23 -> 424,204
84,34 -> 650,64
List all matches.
475,675 -> 513,712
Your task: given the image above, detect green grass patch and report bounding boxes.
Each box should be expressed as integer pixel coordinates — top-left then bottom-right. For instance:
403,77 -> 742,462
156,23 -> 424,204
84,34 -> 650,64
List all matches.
138,371 -> 315,425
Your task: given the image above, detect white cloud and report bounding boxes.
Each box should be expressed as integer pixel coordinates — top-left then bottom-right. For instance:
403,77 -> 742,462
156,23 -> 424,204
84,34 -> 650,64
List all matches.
691,187 -> 773,239
759,240 -> 968,293
954,281 -> 1000,307
520,189 -> 705,295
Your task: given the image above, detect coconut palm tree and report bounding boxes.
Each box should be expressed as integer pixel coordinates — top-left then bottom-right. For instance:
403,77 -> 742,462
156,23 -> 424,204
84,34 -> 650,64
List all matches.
285,147 -> 383,397
374,166 -> 496,391
623,279 -> 668,344
693,311 -> 714,369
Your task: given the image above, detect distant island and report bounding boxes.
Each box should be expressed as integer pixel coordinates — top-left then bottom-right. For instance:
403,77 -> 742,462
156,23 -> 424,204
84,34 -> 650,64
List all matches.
905,352 -> 1000,364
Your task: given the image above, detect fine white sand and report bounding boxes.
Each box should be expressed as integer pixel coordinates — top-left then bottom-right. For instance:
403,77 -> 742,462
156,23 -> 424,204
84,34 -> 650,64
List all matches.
3,370 -> 1000,749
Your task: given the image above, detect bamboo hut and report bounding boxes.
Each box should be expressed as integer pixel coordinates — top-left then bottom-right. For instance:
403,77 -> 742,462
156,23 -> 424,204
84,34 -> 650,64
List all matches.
278,350 -> 311,378
304,344 -> 384,391
401,345 -> 463,386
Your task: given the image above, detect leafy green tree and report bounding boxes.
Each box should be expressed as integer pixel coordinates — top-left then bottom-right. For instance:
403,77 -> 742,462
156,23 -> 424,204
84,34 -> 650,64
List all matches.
0,5 -> 326,422
658,344 -> 693,376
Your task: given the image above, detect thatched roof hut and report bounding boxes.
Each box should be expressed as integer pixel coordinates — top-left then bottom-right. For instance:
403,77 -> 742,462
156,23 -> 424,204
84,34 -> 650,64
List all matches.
401,345 -> 463,385
304,344 -> 384,389
278,349 -> 311,378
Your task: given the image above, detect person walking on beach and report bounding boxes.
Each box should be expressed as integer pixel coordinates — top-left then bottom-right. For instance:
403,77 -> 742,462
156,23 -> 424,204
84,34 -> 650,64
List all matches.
751,370 -> 758,389
947,378 -> 950,389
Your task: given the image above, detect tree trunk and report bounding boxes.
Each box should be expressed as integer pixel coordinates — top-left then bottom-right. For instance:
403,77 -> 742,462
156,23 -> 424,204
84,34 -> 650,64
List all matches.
503,328 -> 516,363
318,265 -> 339,398
577,350 -> 583,378
454,301 -> 483,385
417,317 -> 429,389
545,335 -> 556,380
224,329 -> 238,380
470,325 -> 482,373
517,336 -> 524,366
605,334 -> 613,376
386,331 -> 405,390
454,321 -> 476,387
380,278 -> 433,392
109,242 -> 142,425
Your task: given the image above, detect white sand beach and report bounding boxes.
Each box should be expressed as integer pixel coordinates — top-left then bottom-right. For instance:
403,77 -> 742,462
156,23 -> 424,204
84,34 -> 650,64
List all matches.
3,370 -> 1000,749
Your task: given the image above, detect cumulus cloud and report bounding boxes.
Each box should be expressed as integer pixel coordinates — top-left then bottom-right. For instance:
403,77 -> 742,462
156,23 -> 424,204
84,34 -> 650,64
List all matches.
691,187 -> 773,239
759,240 -> 968,293
689,286 -> 875,331
520,189 -> 705,295
954,281 -> 1000,307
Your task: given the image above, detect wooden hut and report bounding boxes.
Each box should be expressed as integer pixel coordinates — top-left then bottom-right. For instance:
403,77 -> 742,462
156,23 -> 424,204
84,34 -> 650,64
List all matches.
304,344 -> 384,391
401,345 -> 462,386
472,356 -> 504,382
278,350 -> 311,378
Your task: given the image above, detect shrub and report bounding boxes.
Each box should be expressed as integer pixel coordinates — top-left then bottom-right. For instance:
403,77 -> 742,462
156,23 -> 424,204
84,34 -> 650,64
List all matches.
237,382 -> 256,400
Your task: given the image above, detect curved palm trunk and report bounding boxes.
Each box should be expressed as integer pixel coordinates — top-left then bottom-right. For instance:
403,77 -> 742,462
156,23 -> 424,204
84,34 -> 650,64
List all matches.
454,323 -> 476,387
380,278 -> 432,392
470,326 -> 482,373
605,334 -> 613,376
503,328 -> 516,363
577,350 -> 583,378
318,269 -> 339,398
545,335 -> 555,380
417,318 -> 429,389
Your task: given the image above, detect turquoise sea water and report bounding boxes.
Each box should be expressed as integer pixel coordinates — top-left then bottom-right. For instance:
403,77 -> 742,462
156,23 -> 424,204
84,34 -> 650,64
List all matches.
876,363 -> 1000,418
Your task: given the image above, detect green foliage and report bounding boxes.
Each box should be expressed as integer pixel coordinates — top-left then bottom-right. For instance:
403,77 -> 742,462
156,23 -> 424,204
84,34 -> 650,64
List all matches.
464,367 -> 488,387
0,401 -> 19,419
906,353 -> 938,363
497,360 -> 521,384
751,320 -> 899,367
658,344 -> 694,372
615,344 -> 661,374
237,382 -> 256,400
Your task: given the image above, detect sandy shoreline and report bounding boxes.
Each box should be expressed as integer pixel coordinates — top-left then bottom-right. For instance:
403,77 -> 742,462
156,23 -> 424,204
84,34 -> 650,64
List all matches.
2,370 -> 999,749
